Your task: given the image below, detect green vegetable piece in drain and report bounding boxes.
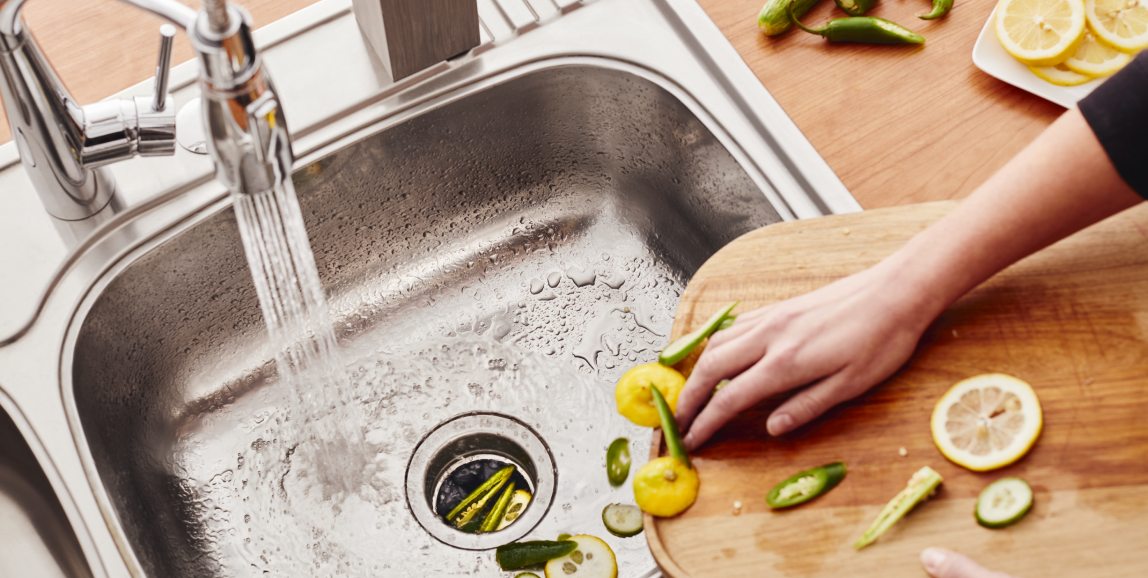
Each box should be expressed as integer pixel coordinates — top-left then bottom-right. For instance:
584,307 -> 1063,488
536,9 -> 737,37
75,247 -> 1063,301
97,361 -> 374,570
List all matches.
975,478 -> 1033,528
766,462 -> 847,509
496,540 -> 578,571
855,466 -> 943,549
444,465 -> 514,528
496,489 -> 533,531
835,0 -> 878,16
479,481 -> 516,532
759,0 -> 827,36
787,0 -> 926,44
607,438 -> 632,487
602,503 -> 645,537
660,302 -> 738,366
919,0 -> 953,19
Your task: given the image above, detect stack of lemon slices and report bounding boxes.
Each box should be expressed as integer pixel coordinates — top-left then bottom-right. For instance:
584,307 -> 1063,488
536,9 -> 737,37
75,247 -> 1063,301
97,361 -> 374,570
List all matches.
995,0 -> 1147,86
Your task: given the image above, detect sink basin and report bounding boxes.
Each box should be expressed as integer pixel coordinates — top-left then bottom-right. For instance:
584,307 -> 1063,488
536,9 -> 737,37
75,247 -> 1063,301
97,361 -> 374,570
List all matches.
0,405 -> 93,578
70,64 -> 780,577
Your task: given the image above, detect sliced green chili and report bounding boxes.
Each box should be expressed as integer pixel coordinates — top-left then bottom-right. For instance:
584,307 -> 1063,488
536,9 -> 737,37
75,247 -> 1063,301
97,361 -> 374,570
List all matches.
919,0 -> 953,19
659,302 -> 739,366
651,386 -> 690,470
835,0 -> 878,16
607,438 -> 632,487
444,465 -> 514,527
766,462 -> 847,509
479,481 -> 516,532
854,466 -> 943,549
787,0 -> 925,44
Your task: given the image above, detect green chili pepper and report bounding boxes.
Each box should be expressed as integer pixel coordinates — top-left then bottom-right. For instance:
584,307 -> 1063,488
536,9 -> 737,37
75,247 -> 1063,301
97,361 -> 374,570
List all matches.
444,465 -> 515,528
835,0 -> 878,16
479,481 -> 516,532
765,462 -> 847,509
651,386 -> 690,470
919,0 -> 953,19
787,0 -> 925,44
606,438 -> 632,487
854,466 -> 943,549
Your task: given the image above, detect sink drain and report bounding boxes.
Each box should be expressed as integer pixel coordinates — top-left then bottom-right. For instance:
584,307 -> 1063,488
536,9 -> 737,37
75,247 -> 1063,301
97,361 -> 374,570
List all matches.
405,412 -> 557,550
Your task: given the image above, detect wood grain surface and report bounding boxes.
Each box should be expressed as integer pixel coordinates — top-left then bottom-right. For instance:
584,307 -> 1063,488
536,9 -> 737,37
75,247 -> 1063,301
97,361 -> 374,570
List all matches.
646,201 -> 1148,577
5,0 -> 1060,209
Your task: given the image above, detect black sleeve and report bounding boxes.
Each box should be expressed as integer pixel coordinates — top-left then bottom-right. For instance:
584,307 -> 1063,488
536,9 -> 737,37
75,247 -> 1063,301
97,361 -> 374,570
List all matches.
1078,51 -> 1148,199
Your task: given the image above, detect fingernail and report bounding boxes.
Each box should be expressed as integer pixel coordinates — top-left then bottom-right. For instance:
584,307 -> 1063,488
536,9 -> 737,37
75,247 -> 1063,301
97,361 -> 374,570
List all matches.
920,548 -> 946,574
682,433 -> 695,451
768,413 -> 793,436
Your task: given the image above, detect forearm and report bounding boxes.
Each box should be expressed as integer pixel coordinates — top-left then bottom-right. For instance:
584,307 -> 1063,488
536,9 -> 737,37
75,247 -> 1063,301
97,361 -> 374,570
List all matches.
875,107 -> 1142,322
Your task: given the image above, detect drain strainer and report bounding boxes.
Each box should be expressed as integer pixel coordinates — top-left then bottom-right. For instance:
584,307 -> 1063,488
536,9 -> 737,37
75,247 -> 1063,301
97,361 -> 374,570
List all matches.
405,412 -> 557,550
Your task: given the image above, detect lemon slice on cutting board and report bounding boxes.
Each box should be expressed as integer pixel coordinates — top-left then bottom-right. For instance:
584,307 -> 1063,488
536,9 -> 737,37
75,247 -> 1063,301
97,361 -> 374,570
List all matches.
1065,25 -> 1134,75
996,0 -> 1088,65
931,374 -> 1043,472
1085,0 -> 1148,52
1029,63 -> 1096,84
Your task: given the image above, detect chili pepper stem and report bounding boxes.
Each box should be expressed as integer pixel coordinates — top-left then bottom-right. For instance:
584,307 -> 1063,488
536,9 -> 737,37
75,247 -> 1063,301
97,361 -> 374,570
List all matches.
787,0 -> 830,35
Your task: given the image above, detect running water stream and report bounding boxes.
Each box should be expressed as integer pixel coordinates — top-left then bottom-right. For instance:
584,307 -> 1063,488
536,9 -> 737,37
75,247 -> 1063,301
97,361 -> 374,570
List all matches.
232,179 -> 370,492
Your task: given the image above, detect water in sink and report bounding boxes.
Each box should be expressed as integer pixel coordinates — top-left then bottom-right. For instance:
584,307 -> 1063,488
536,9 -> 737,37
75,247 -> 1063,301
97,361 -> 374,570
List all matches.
232,171 -> 371,494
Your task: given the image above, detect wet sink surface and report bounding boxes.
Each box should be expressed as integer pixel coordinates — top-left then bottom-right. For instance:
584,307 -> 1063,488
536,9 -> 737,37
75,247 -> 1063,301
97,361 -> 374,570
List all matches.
71,65 -> 781,577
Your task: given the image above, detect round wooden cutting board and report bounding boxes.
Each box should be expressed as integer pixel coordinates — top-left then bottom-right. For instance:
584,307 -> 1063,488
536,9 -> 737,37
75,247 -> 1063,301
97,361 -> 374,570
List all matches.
645,201 -> 1148,578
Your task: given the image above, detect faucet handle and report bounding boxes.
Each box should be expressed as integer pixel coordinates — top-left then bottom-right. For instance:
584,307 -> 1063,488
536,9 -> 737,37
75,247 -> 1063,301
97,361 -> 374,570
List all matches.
152,24 -> 176,112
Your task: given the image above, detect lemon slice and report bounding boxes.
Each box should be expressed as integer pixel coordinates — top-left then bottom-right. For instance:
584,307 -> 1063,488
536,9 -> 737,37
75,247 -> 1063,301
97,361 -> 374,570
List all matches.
1065,25 -> 1134,74
1029,62 -> 1096,84
1085,0 -> 1148,51
931,374 -> 1043,472
996,0 -> 1088,65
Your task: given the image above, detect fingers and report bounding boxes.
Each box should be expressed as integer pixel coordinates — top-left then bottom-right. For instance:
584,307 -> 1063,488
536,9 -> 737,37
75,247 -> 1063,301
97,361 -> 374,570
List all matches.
766,371 -> 859,436
681,348 -> 840,450
921,548 -> 1018,578
673,327 -> 768,431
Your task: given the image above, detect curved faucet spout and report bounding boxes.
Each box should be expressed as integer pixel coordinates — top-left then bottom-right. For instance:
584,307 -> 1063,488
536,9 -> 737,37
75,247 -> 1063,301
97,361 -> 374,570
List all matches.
0,0 -> 197,38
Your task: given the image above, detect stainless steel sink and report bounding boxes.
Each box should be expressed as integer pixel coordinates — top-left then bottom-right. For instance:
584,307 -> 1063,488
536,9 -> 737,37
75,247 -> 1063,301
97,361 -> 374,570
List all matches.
0,0 -> 860,576
0,401 -> 93,578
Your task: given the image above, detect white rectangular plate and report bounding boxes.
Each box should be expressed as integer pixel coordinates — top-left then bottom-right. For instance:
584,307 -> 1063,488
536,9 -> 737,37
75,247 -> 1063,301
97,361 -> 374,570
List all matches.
971,8 -> 1105,108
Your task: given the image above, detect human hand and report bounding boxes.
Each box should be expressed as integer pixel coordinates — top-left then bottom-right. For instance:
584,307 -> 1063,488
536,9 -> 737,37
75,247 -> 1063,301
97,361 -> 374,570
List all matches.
921,548 -> 1018,578
674,262 -> 942,450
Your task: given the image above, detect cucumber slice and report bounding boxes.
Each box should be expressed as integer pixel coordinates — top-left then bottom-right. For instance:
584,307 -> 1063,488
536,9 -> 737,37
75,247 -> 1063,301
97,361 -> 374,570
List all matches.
975,478 -> 1033,528
544,535 -> 618,578
496,541 -> 577,571
658,302 -> 738,366
495,489 -> 533,531
602,503 -> 644,537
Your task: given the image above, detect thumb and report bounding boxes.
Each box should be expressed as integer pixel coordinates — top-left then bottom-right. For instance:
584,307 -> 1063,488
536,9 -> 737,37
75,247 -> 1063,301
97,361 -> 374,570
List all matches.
920,548 -> 1017,578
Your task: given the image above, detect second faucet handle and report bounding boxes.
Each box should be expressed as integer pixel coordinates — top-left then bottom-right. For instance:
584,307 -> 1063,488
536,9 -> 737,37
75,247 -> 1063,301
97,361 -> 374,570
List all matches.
152,24 -> 176,112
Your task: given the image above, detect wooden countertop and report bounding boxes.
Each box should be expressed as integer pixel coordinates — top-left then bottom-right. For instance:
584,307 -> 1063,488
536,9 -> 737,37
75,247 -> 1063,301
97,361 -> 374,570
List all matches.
2,0 -> 1062,208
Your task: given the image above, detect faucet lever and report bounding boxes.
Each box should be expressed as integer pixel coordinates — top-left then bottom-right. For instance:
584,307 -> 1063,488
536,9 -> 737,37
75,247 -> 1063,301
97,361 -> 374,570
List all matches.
153,24 -> 176,112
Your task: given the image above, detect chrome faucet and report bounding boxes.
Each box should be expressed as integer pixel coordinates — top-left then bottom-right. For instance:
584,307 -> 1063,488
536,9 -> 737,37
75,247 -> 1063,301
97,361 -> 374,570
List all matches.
0,0 -> 290,231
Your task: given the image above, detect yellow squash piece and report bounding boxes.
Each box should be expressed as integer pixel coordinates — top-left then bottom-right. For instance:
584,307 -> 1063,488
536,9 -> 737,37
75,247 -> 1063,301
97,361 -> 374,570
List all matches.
544,535 -> 618,578
633,456 -> 700,517
614,363 -> 685,427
